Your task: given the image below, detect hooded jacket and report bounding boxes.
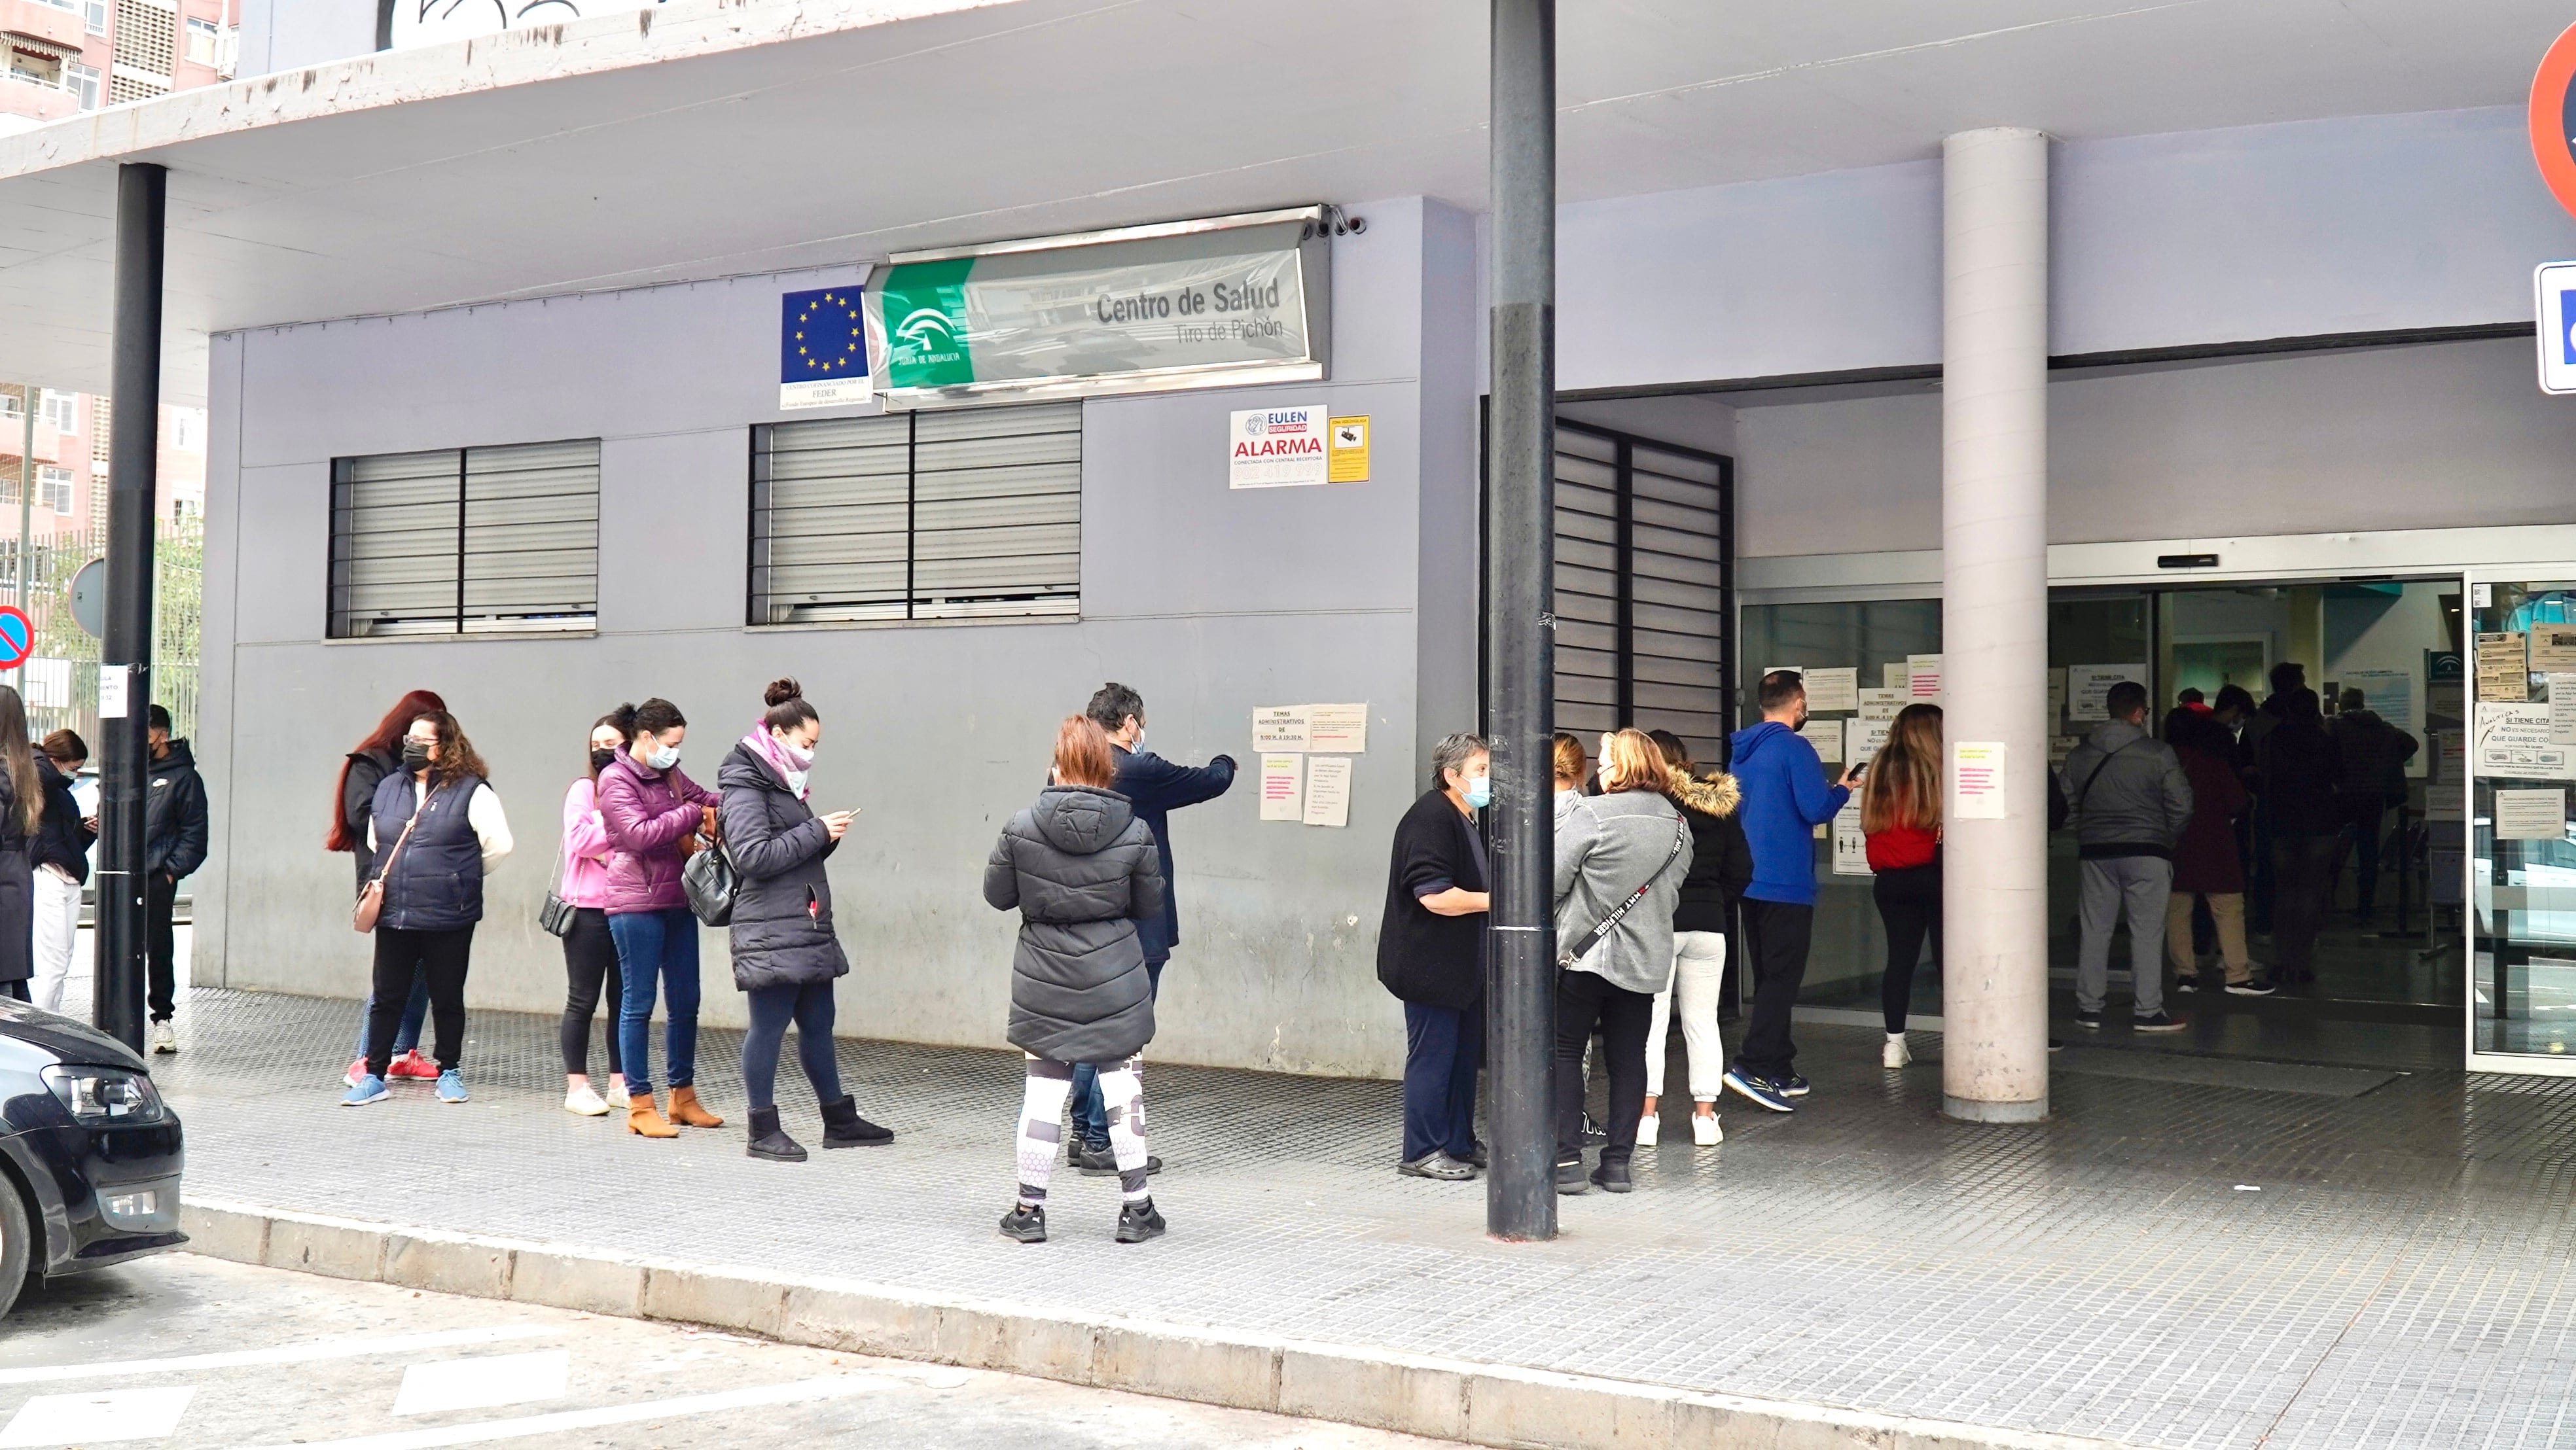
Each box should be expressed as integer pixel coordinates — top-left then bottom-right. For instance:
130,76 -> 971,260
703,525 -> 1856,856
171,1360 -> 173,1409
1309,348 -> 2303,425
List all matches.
2060,718 -> 2194,859
144,737 -> 209,879
715,741 -> 848,991
985,785 -> 1167,1065
1670,773 -> 1753,935
31,755 -> 92,886
1727,721 -> 1848,906
596,745 -> 719,915
1554,788 -> 1694,995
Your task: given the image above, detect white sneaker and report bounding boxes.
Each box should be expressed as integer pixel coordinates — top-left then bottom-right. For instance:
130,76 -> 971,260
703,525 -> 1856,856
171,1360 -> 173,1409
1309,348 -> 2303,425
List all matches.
564,1084 -> 609,1117
1884,1033 -> 1912,1069
151,1021 -> 177,1055
1636,1112 -> 1659,1146
1690,1112 -> 1722,1147
603,1079 -> 631,1110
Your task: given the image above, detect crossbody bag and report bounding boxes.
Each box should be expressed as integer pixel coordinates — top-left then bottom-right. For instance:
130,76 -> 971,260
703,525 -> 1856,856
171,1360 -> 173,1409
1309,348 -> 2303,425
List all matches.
351,798 -> 425,934
1558,813 -> 1691,968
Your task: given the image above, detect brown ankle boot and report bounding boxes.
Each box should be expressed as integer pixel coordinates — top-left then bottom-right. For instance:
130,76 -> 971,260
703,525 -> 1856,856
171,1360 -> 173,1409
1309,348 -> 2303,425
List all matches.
627,1096 -> 679,1138
669,1085 -> 724,1128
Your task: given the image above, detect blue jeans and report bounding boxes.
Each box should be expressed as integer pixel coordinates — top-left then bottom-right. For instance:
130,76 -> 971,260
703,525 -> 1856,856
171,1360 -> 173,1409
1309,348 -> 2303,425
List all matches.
353,970 -> 430,1057
1403,1000 -> 1484,1163
1072,958 -> 1163,1147
612,907 -> 702,1094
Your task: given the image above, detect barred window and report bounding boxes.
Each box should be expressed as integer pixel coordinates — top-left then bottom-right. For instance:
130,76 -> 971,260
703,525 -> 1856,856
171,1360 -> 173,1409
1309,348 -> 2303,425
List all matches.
329,439 -> 599,639
749,402 -> 1080,625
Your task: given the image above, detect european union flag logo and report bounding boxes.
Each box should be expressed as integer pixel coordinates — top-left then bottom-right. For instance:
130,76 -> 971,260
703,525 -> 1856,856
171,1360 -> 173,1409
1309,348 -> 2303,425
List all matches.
782,288 -> 867,383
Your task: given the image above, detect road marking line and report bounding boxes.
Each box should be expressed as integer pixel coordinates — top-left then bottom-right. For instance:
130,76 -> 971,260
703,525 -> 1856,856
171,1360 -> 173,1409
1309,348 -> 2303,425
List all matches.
391,1351 -> 567,1417
0,1387 -> 195,1447
0,1327 -> 559,1385
227,1377 -> 883,1450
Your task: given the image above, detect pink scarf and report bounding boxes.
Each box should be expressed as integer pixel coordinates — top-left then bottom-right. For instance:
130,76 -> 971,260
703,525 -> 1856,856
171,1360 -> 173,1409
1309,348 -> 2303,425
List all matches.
741,725 -> 810,801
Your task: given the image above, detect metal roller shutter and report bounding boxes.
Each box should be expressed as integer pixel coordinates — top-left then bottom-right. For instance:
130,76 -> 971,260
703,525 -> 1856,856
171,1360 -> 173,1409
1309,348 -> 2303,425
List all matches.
329,439 -> 599,638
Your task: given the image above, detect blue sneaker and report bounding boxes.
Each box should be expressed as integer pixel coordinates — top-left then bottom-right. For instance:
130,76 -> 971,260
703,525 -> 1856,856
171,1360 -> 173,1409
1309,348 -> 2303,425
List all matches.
340,1074 -> 389,1107
435,1069 -> 468,1104
1723,1067 -> 1795,1114
1779,1074 -> 1812,1098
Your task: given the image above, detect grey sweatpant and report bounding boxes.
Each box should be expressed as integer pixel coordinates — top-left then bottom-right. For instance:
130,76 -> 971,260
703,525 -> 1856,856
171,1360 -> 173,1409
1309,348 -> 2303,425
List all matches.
2077,855 -> 2172,1017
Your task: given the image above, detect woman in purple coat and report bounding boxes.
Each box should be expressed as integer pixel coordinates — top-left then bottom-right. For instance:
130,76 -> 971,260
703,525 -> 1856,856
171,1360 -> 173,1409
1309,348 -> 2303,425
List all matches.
599,698 -> 724,1139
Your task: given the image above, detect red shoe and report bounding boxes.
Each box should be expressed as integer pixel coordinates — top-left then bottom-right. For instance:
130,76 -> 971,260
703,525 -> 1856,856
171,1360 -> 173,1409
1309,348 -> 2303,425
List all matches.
344,1057 -> 365,1088
387,1051 -> 440,1080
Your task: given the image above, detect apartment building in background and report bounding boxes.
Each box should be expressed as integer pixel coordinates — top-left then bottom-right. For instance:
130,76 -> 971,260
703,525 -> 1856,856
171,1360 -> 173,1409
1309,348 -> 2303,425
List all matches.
0,389 -> 206,530
0,0 -> 236,133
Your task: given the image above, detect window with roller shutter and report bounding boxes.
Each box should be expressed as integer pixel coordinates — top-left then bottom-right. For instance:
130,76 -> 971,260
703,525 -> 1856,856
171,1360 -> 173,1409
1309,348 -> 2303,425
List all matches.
327,438 -> 599,638
748,402 -> 1079,626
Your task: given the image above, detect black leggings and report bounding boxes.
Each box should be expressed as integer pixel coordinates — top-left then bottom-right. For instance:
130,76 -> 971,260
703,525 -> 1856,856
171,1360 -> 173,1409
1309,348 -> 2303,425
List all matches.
742,980 -> 843,1110
559,907 -> 623,1078
1872,863 -> 1942,1034
364,925 -> 474,1075
1554,968 -> 1653,1166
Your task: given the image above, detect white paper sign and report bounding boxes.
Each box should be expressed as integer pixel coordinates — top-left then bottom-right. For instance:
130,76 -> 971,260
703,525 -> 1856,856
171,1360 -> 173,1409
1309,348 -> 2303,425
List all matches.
1907,654 -> 1942,701
1953,741 -> 2007,819
2496,788 -> 2569,841
1228,405 -> 1331,489
1832,798 -> 1872,876
1884,662 -> 1910,692
1803,666 -> 1859,714
1857,688 -> 1905,721
2343,667 -> 2417,733
1252,707 -> 1310,752
1306,703 -> 1368,752
1798,718 -> 1844,763
2475,702 -> 2574,779
1258,753 -> 1306,821
2550,675 -> 2576,747
2067,664 -> 2147,722
1849,717 -> 1891,764
1302,756 -> 1352,827
97,664 -> 128,719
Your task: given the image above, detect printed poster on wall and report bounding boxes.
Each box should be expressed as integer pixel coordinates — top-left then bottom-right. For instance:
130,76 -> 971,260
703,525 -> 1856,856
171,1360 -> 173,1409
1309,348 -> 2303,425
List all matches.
779,283 -> 874,410
1306,703 -> 1368,752
1884,662 -> 1910,692
1849,718 -> 1891,764
1798,718 -> 1844,764
2477,633 -> 2530,703
1857,688 -> 1905,720
2475,702 -> 2574,779
2532,627 -> 2576,674
1302,756 -> 1353,827
1258,754 -> 1306,821
1229,405 -> 1330,488
1327,417 -> 1370,483
1802,667 -> 1859,713
1953,741 -> 2007,820
1253,707 -> 1310,752
2067,664 -> 2147,722
2342,667 -> 2417,732
2495,788 -> 2569,841
1907,654 -> 1942,701
1832,798 -> 1872,877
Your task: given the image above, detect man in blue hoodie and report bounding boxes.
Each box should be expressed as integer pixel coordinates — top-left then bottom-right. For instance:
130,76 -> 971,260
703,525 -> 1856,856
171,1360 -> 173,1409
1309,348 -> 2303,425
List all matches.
1723,671 -> 1859,1113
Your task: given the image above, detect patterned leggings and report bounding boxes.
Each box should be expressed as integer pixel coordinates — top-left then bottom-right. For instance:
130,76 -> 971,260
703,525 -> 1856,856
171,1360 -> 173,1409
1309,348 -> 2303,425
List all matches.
1014,1054 -> 1149,1207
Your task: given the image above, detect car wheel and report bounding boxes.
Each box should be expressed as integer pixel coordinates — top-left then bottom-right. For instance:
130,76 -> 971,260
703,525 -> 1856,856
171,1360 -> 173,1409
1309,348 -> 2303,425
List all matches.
0,1177 -> 28,1319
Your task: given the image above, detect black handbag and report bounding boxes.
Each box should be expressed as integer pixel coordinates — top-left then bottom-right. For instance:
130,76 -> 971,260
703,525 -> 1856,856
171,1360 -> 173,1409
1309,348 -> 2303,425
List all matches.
537,835 -> 577,938
683,840 -> 736,927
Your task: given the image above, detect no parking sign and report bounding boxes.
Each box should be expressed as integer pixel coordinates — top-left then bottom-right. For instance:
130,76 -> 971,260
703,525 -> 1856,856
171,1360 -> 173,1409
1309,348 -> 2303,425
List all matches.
0,606 -> 31,672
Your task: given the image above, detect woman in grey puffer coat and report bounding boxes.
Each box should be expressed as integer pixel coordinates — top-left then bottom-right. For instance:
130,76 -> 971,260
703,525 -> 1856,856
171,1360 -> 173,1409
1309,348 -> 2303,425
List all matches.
1552,728 -> 1694,1197
983,716 -> 1168,1247
715,679 -> 891,1163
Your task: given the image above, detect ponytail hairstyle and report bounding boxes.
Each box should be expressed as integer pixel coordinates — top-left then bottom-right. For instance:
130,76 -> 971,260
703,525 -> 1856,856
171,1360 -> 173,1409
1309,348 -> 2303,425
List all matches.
761,677 -> 819,734
329,688 -> 448,851
615,698 -> 686,747
1859,703 -> 1942,834
0,686 -> 39,838
1054,715 -> 1118,789
1550,731 -> 1586,789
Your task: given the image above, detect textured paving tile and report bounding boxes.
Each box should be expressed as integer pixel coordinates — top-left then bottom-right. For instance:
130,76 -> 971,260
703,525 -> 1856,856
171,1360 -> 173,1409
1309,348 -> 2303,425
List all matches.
149,989 -> 2576,1450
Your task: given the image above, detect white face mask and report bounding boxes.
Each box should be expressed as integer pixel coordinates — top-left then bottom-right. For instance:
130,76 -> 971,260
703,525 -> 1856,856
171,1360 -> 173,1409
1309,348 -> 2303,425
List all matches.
774,734 -> 814,768
645,743 -> 680,771
782,768 -> 810,796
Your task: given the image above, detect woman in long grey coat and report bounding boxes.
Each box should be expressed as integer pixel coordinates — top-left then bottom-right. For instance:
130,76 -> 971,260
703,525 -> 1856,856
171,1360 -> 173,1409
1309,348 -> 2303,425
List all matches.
715,678 -> 892,1162
983,715 -> 1167,1247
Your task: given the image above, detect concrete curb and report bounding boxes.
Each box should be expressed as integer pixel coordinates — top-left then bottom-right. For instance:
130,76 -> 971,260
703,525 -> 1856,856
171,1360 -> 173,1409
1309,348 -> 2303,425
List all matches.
181,1197 -> 2132,1450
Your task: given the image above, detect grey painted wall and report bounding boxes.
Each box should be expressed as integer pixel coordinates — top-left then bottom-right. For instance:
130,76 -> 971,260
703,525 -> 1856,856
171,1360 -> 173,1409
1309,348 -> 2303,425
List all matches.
198,201 -> 1461,1080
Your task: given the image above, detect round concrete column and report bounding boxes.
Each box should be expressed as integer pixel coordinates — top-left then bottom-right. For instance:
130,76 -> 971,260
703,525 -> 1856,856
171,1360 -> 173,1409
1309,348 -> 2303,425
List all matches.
1940,128 -> 2050,1123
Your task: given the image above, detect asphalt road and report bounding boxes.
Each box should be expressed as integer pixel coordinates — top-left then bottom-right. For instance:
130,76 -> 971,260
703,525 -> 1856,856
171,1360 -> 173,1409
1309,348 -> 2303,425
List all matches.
0,1254 -> 1447,1449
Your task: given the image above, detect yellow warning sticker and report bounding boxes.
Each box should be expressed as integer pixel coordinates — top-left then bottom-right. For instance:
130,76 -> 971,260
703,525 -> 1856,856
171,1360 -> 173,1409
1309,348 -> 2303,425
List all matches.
1327,416 -> 1370,484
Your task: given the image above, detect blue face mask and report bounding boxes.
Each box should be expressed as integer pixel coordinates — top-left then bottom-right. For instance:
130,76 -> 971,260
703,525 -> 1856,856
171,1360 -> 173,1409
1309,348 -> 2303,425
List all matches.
1463,774 -> 1493,810
645,743 -> 680,771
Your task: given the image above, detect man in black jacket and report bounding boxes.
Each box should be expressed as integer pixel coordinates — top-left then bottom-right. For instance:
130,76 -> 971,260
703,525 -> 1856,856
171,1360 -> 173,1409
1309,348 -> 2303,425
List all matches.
142,704 -> 208,1053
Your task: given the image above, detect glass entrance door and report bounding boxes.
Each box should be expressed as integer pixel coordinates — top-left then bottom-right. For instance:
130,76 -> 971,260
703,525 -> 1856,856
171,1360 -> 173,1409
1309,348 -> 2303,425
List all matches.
2467,578 -> 2576,1073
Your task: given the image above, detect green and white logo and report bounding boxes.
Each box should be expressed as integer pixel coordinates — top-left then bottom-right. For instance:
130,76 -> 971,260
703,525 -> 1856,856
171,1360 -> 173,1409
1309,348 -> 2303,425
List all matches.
876,258 -> 976,389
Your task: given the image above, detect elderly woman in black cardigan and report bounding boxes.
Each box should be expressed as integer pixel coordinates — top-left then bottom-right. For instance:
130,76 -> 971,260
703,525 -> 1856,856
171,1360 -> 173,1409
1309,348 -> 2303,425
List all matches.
1376,732 -> 1492,1181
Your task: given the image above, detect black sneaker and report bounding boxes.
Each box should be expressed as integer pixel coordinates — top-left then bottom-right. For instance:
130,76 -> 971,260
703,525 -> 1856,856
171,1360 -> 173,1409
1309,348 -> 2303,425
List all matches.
2047,1038 -> 2067,1052
1080,1148 -> 1163,1177
2132,1010 -> 2187,1033
2225,977 -> 2278,997
1114,1198 -> 1166,1243
1554,1159 -> 1590,1195
2074,1008 -> 2103,1031
2174,975 -> 2202,993
1723,1067 -> 1795,1113
999,1204 -> 1046,1243
1778,1074 -> 1812,1099
1589,1159 -> 1634,1194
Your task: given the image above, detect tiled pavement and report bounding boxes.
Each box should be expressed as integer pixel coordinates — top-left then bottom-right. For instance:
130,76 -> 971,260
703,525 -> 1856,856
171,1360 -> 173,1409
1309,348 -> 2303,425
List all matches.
150,988 -> 2576,1450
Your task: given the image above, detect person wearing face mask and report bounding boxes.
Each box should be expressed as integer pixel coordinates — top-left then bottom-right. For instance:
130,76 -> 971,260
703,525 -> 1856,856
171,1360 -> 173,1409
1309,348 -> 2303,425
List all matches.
342,710 -> 511,1106
556,713 -> 630,1118
598,697 -> 726,1139
1376,732 -> 1492,1181
333,691 -> 446,1086
717,679 -> 893,1161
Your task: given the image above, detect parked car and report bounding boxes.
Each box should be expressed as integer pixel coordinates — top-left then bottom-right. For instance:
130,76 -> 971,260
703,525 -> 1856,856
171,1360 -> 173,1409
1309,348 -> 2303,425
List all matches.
0,998 -> 186,1317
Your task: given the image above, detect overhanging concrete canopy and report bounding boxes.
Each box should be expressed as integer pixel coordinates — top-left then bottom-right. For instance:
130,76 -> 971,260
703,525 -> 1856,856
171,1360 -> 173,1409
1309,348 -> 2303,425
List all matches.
0,0 -> 2562,403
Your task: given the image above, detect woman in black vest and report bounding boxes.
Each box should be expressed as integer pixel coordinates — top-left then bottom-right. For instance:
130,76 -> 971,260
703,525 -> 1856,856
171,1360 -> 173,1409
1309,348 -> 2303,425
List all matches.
344,709 -> 512,1106
1376,732 -> 1491,1182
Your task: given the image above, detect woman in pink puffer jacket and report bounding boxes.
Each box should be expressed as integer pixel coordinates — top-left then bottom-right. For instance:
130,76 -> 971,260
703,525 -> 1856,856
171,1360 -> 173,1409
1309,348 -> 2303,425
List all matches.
597,697 -> 723,1139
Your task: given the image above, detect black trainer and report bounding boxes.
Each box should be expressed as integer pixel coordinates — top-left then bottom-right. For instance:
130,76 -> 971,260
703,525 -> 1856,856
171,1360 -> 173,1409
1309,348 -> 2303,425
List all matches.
2132,1010 -> 2187,1033
1554,1159 -> 1590,1195
1589,1159 -> 1634,1194
1115,1198 -> 1167,1243
999,1204 -> 1046,1243
2074,1008 -> 2103,1030
2224,977 -> 2278,997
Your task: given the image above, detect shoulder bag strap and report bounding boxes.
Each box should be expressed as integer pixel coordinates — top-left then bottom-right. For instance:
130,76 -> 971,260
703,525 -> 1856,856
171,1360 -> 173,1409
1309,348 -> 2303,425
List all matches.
1566,813 -> 1691,964
2072,738 -> 2142,812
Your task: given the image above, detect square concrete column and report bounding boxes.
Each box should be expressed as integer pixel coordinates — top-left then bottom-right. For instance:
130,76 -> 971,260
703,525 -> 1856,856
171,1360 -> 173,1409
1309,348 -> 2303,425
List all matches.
1940,128 -> 2050,1123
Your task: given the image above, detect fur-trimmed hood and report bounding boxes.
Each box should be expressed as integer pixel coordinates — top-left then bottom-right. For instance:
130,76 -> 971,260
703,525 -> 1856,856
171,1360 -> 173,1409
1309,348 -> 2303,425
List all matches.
1673,771 -> 1742,820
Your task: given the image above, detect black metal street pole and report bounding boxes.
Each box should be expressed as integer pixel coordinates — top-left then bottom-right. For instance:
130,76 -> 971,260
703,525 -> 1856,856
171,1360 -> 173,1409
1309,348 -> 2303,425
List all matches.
95,162 -> 163,1054
1484,0 -> 1557,1241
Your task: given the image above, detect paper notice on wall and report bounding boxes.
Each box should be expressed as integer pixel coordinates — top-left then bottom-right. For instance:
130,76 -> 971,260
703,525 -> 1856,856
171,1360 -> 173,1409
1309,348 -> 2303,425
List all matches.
2475,702 -> 2573,779
1253,707 -> 1310,752
2495,788 -> 2569,841
2425,732 -> 2467,821
1799,718 -> 1844,763
1306,703 -> 1368,752
1953,741 -> 2007,820
96,664 -> 127,719
2343,667 -> 2417,732
1803,666 -> 1859,713
2549,676 -> 2576,746
1832,798 -> 1873,876
1258,753 -> 1306,821
1326,416 -> 1370,484
1884,662 -> 1910,692
1229,404 -> 1331,488
1907,654 -> 1942,701
2067,664 -> 2147,722
2477,633 -> 2530,703
1849,717 -> 1891,765
2048,668 -> 2067,723
2531,628 -> 2576,674
1302,756 -> 1353,827
1857,688 -> 1905,720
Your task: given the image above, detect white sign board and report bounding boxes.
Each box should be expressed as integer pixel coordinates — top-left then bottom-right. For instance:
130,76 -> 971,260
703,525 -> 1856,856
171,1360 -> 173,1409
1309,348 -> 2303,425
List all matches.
1302,756 -> 1353,828
2067,664 -> 2147,722
2342,667 -> 2417,733
1953,741 -> 2007,820
1832,798 -> 1872,877
1802,667 -> 1859,714
1258,754 -> 1306,821
2537,262 -> 2576,395
1229,405 -> 1331,488
2476,702 -> 2576,779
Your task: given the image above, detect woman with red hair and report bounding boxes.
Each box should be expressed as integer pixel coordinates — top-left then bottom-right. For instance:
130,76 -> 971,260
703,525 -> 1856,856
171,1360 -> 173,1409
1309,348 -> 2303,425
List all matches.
332,690 -> 446,1085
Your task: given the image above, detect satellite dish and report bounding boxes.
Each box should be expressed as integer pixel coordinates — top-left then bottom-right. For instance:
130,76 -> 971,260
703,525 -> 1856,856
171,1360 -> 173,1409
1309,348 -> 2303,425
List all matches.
68,557 -> 105,639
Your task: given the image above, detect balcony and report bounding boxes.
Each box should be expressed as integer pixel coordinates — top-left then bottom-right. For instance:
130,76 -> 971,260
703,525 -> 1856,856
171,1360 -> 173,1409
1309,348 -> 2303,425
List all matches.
0,0 -> 84,52
0,69 -> 73,125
